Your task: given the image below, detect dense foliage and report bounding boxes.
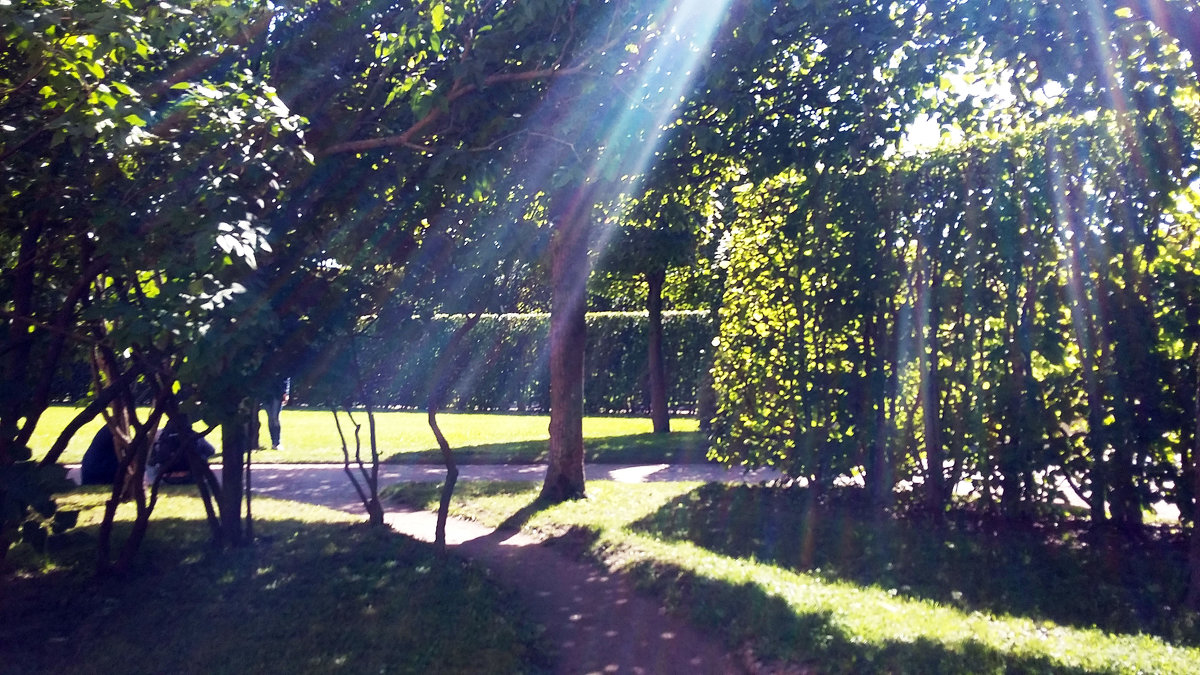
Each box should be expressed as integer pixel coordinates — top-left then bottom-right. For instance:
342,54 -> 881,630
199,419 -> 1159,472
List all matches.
6,0 -> 1200,613
712,85 -> 1200,526
317,311 -> 713,415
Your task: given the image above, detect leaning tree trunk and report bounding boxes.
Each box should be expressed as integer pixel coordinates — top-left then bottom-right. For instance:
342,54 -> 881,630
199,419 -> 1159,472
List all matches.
429,313 -> 483,548
646,267 -> 670,434
541,186 -> 593,503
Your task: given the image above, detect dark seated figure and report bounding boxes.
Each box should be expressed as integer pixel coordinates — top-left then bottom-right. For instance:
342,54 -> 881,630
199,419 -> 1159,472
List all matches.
81,427 -> 120,485
148,416 -> 215,485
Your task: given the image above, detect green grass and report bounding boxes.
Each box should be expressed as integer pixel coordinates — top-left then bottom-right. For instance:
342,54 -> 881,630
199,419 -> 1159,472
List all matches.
1,489 -> 548,674
30,405 -> 701,464
384,481 -> 1200,674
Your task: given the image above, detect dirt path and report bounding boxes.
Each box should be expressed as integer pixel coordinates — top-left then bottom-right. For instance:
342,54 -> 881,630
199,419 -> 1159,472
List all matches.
381,507 -> 742,674
255,465 -> 750,674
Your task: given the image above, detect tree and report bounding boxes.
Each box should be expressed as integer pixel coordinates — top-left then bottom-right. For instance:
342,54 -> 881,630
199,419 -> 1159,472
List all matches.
1,0 -> 305,562
597,212 -> 696,433
706,0 -> 1200,610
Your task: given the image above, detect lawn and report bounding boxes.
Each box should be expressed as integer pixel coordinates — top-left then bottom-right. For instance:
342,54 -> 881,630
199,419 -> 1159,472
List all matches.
0,488 -> 548,674
385,480 -> 1200,674
30,405 -> 703,465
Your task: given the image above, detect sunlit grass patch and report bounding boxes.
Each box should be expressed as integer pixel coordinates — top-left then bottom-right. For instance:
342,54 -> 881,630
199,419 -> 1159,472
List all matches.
385,481 -> 1200,674
31,405 -> 698,464
2,488 -> 548,674
632,483 -> 1196,644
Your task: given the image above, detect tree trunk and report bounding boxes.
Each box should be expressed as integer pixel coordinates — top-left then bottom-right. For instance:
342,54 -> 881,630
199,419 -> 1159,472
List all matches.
1053,163 -> 1110,526
220,410 -> 252,547
364,410 -> 384,526
1186,346 -> 1200,610
0,210 -> 43,468
429,314 -> 482,547
646,268 -> 670,433
865,307 -> 888,506
333,409 -> 383,526
430,410 -> 459,548
541,187 -> 593,503
917,254 -> 946,509
96,396 -> 166,574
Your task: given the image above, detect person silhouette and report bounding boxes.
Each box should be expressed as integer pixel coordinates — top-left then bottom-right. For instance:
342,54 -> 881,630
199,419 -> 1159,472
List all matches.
262,376 -> 290,450
80,426 -> 119,485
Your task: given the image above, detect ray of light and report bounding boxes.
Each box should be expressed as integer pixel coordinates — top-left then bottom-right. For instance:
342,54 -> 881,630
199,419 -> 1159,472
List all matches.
425,0 -> 738,401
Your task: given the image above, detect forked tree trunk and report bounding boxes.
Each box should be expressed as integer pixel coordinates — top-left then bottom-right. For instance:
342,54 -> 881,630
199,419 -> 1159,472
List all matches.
541,186 -> 593,503
333,408 -> 384,527
97,396 -> 167,575
646,268 -> 670,434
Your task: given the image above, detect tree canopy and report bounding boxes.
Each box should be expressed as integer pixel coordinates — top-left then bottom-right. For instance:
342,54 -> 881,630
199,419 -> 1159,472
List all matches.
4,0 -> 1200,606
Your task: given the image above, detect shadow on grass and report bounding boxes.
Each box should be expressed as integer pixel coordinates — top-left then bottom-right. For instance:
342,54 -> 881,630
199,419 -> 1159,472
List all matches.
494,496 -> 558,533
621,553 -> 1099,673
1,506 -> 548,675
386,482 -> 559,537
381,430 -> 713,465
629,483 -> 1199,648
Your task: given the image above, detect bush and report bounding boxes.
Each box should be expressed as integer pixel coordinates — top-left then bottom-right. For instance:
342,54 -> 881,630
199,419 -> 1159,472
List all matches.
321,311 -> 713,414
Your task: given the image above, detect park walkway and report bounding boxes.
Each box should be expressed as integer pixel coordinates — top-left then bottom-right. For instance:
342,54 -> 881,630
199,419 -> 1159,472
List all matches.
65,460 -> 782,671
247,462 -> 781,510
253,462 -> 776,674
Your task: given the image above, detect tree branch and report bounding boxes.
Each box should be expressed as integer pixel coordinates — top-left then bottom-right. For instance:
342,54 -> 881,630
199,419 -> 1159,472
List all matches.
318,61 -> 595,157
142,13 -> 274,100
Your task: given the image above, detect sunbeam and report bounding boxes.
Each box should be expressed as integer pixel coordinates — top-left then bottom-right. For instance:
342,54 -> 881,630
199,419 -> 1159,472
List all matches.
419,0 -> 738,402
588,0 -> 734,258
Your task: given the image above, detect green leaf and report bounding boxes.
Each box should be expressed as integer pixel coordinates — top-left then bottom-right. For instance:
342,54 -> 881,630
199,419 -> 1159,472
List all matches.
431,3 -> 446,33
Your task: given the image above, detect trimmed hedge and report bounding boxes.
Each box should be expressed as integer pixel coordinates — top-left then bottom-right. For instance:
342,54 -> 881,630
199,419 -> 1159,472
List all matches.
346,311 -> 713,414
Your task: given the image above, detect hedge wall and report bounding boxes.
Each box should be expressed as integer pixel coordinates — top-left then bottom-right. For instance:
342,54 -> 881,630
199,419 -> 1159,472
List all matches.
344,311 -> 713,414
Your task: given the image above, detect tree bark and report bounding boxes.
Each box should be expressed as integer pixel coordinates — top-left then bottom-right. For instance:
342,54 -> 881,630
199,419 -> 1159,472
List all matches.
1186,346 -> 1200,610
541,186 -> 594,503
1,210 -> 44,469
646,268 -> 670,433
97,395 -> 166,575
867,302 -> 894,507
917,251 -> 947,509
334,409 -> 383,526
429,314 -> 482,547
220,410 -> 252,547
430,410 -> 459,548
